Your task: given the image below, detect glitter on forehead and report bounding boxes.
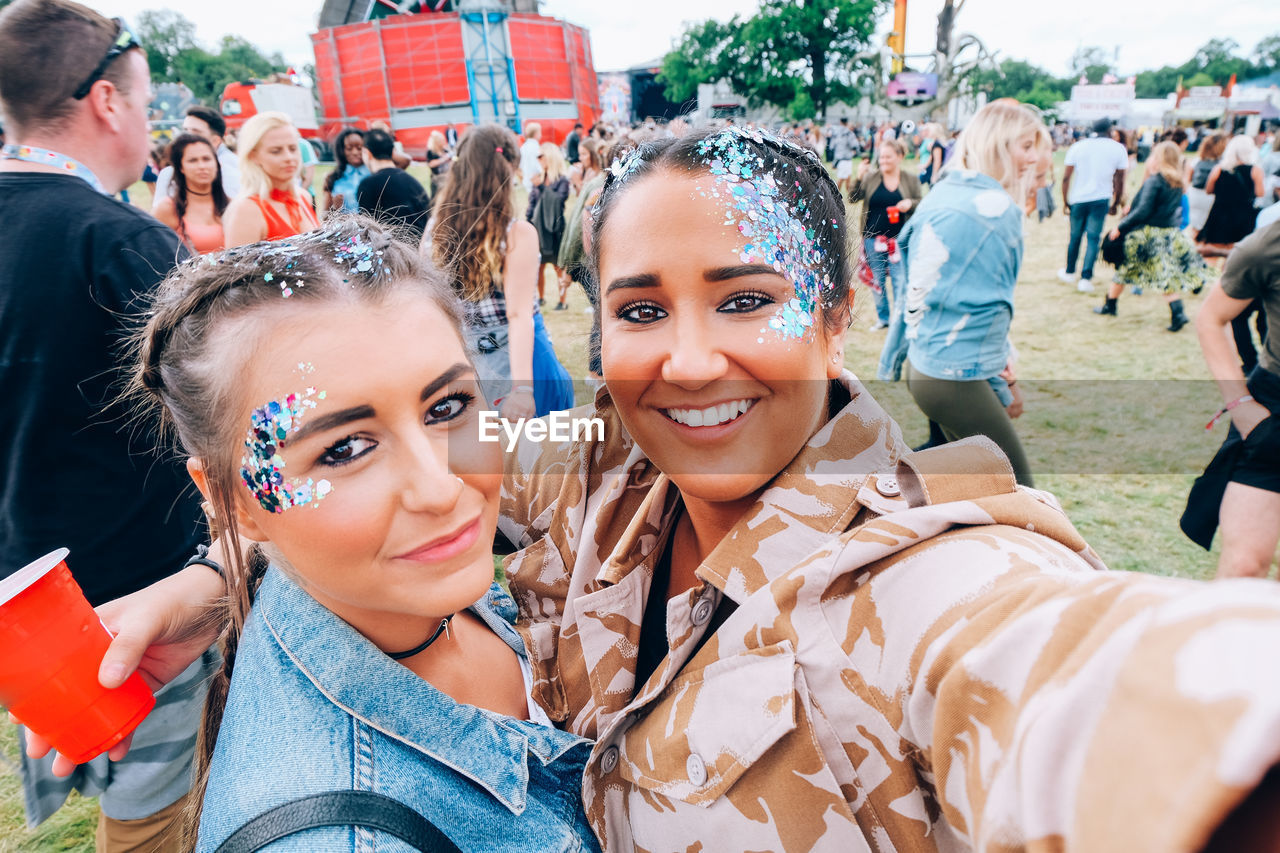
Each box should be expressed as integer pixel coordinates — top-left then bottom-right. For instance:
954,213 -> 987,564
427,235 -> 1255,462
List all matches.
240,385 -> 332,513
694,126 -> 833,342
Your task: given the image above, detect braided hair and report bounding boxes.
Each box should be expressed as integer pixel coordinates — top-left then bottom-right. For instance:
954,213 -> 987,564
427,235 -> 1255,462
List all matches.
123,215 -> 464,847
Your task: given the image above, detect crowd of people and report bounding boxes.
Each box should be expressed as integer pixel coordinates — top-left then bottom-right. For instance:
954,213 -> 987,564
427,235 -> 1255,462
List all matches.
4,1 -> 1280,851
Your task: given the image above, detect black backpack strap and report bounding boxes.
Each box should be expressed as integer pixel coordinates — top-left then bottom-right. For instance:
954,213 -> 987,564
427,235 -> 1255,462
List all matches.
214,790 -> 462,853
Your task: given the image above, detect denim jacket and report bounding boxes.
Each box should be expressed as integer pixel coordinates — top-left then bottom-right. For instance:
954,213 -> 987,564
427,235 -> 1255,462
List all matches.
197,568 -> 598,852
877,170 -> 1023,382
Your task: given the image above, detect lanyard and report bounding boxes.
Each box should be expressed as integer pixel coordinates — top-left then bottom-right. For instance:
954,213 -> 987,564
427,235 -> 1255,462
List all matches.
2,143 -> 108,195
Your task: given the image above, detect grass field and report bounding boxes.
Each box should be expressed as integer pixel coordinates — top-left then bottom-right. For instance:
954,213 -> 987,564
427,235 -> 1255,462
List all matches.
0,153 -> 1240,849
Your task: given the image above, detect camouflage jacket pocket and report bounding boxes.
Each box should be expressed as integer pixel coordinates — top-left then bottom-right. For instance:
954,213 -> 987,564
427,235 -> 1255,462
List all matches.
617,641 -> 797,805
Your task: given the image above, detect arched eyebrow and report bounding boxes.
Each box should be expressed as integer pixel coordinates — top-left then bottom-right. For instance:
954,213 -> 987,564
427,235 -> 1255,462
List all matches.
605,264 -> 784,296
703,264 -> 785,282
604,273 -> 658,295
285,363 -> 473,445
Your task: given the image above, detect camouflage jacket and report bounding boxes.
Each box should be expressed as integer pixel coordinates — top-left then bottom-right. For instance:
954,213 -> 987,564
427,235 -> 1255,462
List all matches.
500,374 -> 1280,852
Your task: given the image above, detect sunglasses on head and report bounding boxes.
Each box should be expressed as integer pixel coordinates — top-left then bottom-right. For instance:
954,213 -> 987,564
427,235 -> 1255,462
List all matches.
73,18 -> 140,100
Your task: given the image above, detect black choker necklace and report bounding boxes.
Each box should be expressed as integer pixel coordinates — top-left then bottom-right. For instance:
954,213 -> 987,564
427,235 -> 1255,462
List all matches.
387,614 -> 454,660
187,188 -> 211,196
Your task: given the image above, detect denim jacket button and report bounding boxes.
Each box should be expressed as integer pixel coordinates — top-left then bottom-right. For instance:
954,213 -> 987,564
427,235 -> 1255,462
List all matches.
692,598 -> 715,626
876,475 -> 901,497
686,753 -> 708,786
600,746 -> 619,773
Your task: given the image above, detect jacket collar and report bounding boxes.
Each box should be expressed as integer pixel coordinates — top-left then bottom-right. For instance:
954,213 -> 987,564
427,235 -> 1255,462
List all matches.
592,372 -> 907,603
255,569 -> 583,815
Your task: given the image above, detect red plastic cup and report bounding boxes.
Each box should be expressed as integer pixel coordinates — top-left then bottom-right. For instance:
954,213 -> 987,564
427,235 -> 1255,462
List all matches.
0,549 -> 154,763
887,207 -> 901,224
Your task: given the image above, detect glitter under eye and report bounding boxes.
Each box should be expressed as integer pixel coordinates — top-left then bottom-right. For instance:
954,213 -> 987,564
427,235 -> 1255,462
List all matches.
240,385 -> 332,513
694,126 -> 833,341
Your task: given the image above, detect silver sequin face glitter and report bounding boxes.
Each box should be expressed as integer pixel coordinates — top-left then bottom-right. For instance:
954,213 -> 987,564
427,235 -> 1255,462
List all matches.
240,384 -> 332,513
695,126 -> 834,341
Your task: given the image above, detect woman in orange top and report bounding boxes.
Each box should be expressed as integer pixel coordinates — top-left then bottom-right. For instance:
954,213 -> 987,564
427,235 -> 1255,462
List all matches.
223,111 -> 319,247
152,133 -> 228,254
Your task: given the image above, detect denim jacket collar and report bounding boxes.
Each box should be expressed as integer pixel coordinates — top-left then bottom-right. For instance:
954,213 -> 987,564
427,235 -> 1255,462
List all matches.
254,568 -> 583,815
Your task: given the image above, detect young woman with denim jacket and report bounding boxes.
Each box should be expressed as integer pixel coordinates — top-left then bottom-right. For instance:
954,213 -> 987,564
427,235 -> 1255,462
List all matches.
122,218 -> 598,852
878,101 -> 1045,486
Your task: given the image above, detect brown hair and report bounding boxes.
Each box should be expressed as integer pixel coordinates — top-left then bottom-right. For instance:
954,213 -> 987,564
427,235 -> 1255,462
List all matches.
166,133 -> 230,239
1199,132 -> 1227,162
0,0 -> 139,135
579,137 -> 604,173
426,124 -> 521,301
124,216 -> 464,846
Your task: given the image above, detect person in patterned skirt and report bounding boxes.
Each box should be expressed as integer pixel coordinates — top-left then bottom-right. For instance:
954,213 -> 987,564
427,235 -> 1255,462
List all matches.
1094,141 -> 1216,330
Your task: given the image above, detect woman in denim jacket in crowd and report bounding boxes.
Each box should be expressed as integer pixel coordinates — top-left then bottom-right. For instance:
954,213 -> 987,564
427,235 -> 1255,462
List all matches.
879,101 -> 1045,486
124,219 -> 597,852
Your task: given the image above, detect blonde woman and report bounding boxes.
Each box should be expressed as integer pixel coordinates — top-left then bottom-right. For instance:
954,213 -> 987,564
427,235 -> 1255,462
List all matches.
222,111 -> 318,246
879,100 -> 1046,486
1095,141 -> 1214,329
518,121 -> 542,189
850,137 -> 924,329
1199,135 -> 1266,252
425,130 -> 453,183
526,142 -> 571,308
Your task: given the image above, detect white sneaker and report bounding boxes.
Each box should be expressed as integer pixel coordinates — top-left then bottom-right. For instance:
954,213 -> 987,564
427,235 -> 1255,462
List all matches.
1057,269 -> 1077,284
1076,278 -> 1095,293
869,320 -> 888,331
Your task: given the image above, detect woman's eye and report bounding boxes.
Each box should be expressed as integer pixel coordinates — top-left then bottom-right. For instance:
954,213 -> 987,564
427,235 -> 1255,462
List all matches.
719,292 -> 774,313
616,302 -> 667,324
427,392 -> 475,423
320,436 -> 376,466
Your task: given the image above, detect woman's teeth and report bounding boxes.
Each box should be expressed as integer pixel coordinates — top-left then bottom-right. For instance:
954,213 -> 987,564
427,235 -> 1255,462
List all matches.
663,399 -> 754,427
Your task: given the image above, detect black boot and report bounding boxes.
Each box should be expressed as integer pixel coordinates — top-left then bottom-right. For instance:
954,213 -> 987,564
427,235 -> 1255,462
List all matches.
1167,299 -> 1187,332
1094,297 -> 1117,316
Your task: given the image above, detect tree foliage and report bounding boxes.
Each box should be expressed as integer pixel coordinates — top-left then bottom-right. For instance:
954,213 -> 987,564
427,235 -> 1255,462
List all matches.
660,0 -> 885,120
135,10 -> 286,106
971,34 -> 1280,112
969,59 -> 1070,110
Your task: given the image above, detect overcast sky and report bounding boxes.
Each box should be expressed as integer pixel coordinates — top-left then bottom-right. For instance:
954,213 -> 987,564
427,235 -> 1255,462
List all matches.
96,0 -> 1280,79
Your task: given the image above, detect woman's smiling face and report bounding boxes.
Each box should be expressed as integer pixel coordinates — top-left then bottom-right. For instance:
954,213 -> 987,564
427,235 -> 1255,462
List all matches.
597,170 -> 847,505
225,289 -> 501,650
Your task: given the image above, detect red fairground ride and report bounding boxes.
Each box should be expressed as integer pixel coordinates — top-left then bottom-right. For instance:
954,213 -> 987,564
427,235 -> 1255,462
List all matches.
310,0 -> 599,157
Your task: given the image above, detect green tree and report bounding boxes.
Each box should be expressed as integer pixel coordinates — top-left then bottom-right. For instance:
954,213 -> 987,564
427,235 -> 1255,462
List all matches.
1134,65 -> 1182,98
169,36 -> 285,105
660,0 -> 885,120
1253,33 -> 1280,74
968,59 -> 1067,110
1070,46 -> 1113,84
658,18 -> 745,106
135,9 -> 197,79
1192,38 -> 1250,83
